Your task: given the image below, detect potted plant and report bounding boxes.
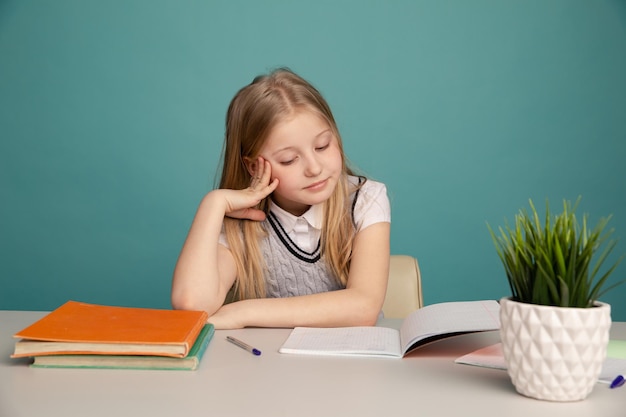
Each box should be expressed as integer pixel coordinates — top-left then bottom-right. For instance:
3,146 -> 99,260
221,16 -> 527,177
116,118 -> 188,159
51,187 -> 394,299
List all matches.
488,198 -> 624,401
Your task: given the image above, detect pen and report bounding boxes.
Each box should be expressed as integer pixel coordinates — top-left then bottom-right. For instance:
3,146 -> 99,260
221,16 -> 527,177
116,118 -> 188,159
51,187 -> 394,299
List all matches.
226,336 -> 262,356
610,375 -> 624,389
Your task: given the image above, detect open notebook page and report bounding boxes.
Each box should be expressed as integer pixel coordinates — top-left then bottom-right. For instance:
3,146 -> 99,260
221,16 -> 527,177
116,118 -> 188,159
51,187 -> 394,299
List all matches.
278,326 -> 402,357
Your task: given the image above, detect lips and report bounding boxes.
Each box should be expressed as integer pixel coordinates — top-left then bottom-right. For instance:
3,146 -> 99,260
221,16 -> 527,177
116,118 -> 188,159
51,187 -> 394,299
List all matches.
305,179 -> 328,190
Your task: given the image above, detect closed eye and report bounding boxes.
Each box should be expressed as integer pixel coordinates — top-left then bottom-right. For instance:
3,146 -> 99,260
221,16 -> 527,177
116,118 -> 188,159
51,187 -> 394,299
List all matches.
315,144 -> 330,151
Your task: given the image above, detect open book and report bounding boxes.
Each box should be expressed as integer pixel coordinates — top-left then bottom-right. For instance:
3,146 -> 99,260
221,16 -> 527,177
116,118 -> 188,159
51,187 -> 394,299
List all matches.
279,300 -> 500,358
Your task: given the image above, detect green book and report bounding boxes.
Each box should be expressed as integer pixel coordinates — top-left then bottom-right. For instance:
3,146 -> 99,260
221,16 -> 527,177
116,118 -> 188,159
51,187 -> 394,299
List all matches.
30,324 -> 214,371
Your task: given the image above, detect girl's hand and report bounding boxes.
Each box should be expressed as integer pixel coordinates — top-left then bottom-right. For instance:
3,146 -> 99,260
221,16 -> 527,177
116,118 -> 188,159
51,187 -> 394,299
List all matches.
207,303 -> 246,329
222,157 -> 278,221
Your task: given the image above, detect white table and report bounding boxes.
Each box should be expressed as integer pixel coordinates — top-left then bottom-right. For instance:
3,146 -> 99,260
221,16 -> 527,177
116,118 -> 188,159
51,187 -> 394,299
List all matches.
1,310 -> 624,417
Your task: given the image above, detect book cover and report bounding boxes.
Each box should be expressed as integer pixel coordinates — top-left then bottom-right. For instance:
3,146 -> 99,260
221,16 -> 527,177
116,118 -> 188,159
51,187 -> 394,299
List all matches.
279,300 -> 501,358
30,324 -> 215,371
12,301 -> 208,358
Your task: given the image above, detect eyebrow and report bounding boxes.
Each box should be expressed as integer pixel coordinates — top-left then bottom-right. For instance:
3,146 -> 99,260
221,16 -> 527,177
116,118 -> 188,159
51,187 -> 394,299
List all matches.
270,129 -> 332,156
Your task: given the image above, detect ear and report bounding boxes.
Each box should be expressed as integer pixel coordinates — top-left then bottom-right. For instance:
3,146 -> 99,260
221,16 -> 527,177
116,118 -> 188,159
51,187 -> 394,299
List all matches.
243,156 -> 257,177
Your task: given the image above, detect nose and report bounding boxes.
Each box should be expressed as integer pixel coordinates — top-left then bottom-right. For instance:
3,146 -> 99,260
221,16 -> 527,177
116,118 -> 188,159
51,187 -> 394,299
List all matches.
303,152 -> 322,177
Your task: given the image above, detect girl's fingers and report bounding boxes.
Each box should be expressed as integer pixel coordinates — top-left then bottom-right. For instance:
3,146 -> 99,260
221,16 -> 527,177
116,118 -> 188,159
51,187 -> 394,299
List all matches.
267,177 -> 279,192
229,157 -> 277,221
249,158 -> 273,190
260,159 -> 272,182
252,177 -> 278,200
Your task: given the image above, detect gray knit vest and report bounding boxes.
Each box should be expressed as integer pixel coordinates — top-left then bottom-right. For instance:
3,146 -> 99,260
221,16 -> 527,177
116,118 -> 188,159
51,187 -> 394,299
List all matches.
260,180 -> 362,298
261,211 -> 342,298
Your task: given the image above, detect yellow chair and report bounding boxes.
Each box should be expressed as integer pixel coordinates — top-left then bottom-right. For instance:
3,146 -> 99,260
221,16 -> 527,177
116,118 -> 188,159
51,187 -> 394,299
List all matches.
382,255 -> 423,318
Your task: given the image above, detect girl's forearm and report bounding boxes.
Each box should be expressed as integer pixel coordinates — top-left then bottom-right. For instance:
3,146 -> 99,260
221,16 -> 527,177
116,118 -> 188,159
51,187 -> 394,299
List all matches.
210,288 -> 383,329
171,191 -> 229,314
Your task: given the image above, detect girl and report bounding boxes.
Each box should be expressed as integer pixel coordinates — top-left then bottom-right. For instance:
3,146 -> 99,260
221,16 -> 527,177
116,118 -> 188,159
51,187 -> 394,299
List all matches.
172,68 -> 390,329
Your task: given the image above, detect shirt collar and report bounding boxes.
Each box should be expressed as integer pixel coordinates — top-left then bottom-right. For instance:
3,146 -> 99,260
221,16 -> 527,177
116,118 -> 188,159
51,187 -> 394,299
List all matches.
269,200 -> 324,232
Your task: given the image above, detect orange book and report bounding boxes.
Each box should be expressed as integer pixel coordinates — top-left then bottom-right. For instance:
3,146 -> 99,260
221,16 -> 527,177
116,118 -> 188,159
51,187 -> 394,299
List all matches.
12,301 -> 208,359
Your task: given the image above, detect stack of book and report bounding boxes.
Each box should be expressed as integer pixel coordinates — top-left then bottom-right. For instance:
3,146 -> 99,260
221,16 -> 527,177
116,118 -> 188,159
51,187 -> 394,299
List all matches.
11,301 -> 212,371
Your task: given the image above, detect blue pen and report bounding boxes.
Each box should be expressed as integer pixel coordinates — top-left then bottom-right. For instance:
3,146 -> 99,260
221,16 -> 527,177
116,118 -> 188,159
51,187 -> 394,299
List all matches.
226,336 -> 262,356
610,375 -> 625,389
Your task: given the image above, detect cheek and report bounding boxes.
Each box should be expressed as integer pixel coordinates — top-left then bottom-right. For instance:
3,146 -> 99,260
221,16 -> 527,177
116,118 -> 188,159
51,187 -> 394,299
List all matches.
329,147 -> 344,171
270,168 -> 293,189
274,178 -> 296,198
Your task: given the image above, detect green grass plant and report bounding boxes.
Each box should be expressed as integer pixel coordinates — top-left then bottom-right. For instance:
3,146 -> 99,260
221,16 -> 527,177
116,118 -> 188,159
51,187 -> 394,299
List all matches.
488,198 -> 624,308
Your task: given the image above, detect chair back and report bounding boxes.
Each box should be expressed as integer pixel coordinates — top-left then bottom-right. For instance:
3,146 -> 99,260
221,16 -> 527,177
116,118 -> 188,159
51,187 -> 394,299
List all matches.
382,255 -> 423,318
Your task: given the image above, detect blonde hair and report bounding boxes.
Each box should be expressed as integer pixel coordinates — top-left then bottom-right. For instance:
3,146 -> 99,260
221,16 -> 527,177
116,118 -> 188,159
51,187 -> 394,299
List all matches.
220,68 -> 363,301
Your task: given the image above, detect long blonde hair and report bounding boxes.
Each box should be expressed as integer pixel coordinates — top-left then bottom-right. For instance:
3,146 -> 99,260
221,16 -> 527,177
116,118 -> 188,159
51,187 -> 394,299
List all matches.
220,68 -> 362,300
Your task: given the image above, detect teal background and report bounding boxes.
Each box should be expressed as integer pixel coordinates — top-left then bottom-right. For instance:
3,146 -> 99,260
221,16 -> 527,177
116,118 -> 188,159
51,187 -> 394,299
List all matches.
2,1 -> 625,319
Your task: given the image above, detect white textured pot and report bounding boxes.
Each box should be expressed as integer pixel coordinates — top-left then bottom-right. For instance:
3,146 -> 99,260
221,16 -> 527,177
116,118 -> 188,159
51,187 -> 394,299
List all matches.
499,297 -> 611,402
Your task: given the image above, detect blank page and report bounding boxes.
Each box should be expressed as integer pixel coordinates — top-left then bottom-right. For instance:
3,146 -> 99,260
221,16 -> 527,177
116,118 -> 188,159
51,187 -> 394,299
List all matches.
279,326 -> 402,358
